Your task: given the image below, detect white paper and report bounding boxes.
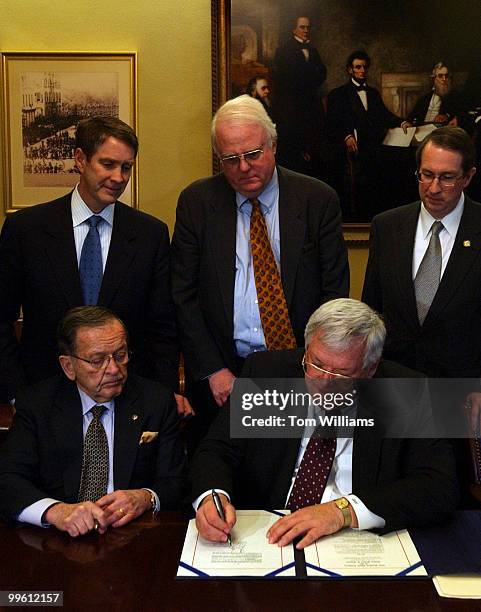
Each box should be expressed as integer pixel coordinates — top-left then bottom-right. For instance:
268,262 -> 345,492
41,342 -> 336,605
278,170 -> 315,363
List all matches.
382,127 -> 416,147
433,575 -> 481,599
304,529 -> 426,577
413,124 -> 437,143
177,510 -> 295,577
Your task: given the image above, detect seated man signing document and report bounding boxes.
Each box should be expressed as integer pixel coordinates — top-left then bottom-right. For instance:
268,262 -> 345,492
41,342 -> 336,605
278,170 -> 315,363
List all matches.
191,299 -> 458,548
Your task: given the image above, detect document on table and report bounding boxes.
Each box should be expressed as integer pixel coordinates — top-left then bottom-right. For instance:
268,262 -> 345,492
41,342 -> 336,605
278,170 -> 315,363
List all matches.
304,529 -> 426,577
177,510 -> 296,578
433,575 -> 481,599
413,124 -> 437,143
383,127 -> 416,147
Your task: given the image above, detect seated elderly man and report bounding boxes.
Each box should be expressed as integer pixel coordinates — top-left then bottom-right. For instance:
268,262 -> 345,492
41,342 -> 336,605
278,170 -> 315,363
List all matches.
0,306 -> 185,537
192,298 -> 458,548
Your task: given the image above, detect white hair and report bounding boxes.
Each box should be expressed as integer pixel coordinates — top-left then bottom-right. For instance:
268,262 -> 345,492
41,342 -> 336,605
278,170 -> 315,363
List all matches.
211,95 -> 277,154
304,298 -> 386,371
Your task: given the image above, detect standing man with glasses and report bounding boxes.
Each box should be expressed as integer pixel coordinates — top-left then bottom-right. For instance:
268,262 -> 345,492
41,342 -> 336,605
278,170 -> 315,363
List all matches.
363,127 -> 480,377
0,117 -> 188,415
0,307 -> 185,536
171,95 -> 348,445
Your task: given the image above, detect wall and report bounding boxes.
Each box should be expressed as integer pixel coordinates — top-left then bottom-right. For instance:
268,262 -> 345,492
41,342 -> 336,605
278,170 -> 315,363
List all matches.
0,0 -> 212,230
0,0 -> 368,296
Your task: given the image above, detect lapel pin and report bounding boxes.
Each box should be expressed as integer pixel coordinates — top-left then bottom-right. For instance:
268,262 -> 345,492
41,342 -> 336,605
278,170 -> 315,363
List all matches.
463,240 -> 471,248
131,414 -> 139,421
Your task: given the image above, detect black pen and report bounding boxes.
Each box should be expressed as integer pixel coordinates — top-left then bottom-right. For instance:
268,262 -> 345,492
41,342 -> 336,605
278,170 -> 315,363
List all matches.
211,490 -> 232,546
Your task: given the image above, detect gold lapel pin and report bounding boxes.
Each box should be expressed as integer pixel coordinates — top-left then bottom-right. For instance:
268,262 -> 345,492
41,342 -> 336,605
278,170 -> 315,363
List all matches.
463,240 -> 471,247
131,414 -> 139,421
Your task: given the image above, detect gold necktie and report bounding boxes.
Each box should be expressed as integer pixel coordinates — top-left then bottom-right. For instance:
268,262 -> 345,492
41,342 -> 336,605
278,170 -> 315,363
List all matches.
249,198 -> 297,350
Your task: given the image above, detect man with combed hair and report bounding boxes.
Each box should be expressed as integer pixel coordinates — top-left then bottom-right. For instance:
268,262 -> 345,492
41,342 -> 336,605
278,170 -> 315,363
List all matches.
191,298 -> 458,547
0,116 -> 190,416
363,127 -> 480,377
172,95 -> 348,443
0,307 -> 185,537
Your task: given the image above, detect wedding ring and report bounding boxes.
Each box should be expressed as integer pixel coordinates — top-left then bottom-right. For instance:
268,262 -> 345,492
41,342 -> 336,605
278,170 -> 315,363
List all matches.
93,519 -> 100,531
118,507 -> 125,516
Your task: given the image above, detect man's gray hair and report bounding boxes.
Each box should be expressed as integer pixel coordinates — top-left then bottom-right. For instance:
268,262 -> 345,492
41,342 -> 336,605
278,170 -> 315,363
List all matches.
304,298 -> 386,371
211,95 -> 277,154
431,61 -> 448,78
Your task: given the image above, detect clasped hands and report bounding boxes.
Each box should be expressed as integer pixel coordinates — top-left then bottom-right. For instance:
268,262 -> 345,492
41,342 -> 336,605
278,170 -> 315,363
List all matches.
196,494 -> 355,549
45,488 -> 152,537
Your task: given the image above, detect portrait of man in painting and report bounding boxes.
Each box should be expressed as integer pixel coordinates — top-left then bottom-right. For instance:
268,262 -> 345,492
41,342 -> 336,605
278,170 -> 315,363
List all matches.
221,0 -> 480,225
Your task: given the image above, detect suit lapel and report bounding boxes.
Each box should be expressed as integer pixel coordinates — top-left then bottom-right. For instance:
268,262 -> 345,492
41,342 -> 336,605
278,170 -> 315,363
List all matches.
278,168 -> 305,307
352,393 -> 383,492
52,379 -> 84,502
394,203 -> 420,328
99,203 -> 137,306
208,178 -> 237,330
113,379 -> 144,489
42,195 -> 83,307
425,197 -> 481,324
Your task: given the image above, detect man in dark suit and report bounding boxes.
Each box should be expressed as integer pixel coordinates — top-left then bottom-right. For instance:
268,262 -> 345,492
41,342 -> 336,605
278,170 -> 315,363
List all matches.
272,16 -> 327,178
408,62 -> 462,127
0,307 -> 185,536
326,50 -> 410,218
0,117 -> 183,411
192,299 -> 458,547
362,127 -> 480,377
171,95 -> 348,439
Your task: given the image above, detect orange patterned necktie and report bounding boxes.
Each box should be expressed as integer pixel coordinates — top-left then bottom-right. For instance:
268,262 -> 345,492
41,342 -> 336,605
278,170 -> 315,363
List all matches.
249,198 -> 297,350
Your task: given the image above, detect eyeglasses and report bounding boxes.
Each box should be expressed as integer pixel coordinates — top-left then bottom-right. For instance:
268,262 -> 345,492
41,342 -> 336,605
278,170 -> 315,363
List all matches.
415,170 -> 464,189
301,354 -> 350,379
219,146 -> 265,167
71,349 -> 131,371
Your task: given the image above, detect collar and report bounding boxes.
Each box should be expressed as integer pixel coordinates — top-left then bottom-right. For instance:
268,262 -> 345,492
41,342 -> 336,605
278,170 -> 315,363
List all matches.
419,193 -> 465,239
294,35 -> 310,45
78,385 -> 115,416
351,78 -> 367,89
236,167 -> 279,214
71,185 -> 115,228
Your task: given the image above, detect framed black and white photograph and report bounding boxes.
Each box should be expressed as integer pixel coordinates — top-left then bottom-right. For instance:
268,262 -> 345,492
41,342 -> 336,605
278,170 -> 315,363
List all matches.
212,0 -> 480,237
1,52 -> 137,213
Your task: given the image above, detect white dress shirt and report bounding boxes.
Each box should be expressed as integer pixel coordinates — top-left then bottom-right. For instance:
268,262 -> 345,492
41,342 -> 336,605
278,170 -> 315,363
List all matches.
71,185 -> 115,270
412,194 -> 464,280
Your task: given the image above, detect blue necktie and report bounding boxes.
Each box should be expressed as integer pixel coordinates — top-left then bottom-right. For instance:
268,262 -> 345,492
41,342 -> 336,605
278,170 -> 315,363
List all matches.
79,215 -> 104,305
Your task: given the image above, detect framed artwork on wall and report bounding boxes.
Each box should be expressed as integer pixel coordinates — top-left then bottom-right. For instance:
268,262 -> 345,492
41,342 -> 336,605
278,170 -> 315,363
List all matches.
1,52 -> 137,213
212,0 -> 479,241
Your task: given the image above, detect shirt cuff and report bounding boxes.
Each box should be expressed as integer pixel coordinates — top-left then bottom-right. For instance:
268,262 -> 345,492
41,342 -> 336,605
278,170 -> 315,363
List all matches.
142,488 -> 160,512
346,494 -> 385,530
16,498 -> 61,528
193,489 -> 230,512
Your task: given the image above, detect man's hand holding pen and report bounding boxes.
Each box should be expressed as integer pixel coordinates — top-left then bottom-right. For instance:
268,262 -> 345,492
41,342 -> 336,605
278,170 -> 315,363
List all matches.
196,492 -> 236,544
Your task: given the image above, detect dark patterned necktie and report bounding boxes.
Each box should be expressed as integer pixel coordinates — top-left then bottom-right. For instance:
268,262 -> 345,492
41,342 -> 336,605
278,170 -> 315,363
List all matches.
249,198 -> 297,350
77,405 -> 109,502
414,220 -> 444,325
79,215 -> 104,305
287,433 -> 336,511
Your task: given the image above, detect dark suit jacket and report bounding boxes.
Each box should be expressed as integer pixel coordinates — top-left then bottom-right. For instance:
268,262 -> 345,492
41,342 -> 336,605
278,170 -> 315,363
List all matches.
171,166 -> 349,381
191,349 -> 458,532
273,37 -> 326,100
362,197 -> 481,377
408,91 -> 463,125
327,81 -> 402,151
0,374 -> 186,520
0,194 -> 179,400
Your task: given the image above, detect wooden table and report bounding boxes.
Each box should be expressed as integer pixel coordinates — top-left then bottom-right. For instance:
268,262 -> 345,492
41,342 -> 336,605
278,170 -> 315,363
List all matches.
0,513 -> 475,611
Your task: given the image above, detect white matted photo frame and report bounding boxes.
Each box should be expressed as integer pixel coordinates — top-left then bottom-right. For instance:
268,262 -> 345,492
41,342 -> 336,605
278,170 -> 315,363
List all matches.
1,52 -> 137,214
